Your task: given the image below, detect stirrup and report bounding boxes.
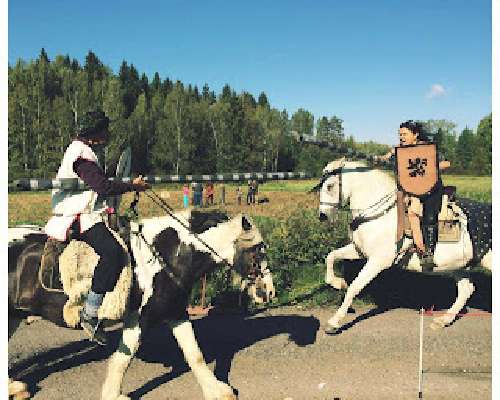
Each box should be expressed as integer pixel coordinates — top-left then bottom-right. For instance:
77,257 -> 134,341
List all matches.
418,250 -> 435,272
80,310 -> 107,346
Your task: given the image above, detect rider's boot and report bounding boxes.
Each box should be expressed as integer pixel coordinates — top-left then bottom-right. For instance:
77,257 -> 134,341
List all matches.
80,290 -> 107,346
420,224 -> 437,272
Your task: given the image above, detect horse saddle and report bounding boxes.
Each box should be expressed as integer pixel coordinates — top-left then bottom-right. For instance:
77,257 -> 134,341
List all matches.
39,238 -> 66,292
38,221 -> 133,327
39,216 -> 132,292
436,187 -> 461,242
397,186 -> 461,244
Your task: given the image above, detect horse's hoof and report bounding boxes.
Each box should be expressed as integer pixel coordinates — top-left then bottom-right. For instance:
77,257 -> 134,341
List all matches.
324,326 -> 341,335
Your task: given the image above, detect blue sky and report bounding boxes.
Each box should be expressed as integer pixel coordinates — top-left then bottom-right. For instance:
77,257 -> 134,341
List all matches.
8,0 -> 491,144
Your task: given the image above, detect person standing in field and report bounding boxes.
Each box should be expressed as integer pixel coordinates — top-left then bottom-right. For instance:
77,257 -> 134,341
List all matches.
182,184 -> 189,208
236,185 -> 242,205
246,179 -> 253,205
206,182 -> 214,206
193,181 -> 203,207
44,110 -> 149,345
219,183 -> 226,205
198,182 -> 204,207
191,182 -> 196,206
253,179 -> 259,204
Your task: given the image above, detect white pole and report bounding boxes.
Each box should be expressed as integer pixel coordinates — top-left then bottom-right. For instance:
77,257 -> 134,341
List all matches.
418,307 -> 424,399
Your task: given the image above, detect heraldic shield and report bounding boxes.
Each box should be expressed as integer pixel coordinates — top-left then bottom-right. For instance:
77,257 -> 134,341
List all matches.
395,143 -> 439,197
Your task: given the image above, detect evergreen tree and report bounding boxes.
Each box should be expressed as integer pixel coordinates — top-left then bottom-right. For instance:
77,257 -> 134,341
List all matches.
291,108 -> 314,137
455,127 -> 475,173
151,72 -> 161,93
258,92 -> 269,108
202,83 -> 216,104
472,114 -> 492,175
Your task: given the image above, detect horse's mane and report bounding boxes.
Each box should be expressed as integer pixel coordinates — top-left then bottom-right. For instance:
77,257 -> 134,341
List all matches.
344,160 -> 368,169
323,159 -> 368,172
189,209 -> 230,234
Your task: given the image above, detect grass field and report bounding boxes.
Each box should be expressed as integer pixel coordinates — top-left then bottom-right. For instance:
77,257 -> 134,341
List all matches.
8,175 -> 491,226
8,174 -> 491,308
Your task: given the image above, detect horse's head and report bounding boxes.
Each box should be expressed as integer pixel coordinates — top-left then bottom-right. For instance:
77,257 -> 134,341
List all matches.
232,214 -> 275,304
310,157 -> 346,223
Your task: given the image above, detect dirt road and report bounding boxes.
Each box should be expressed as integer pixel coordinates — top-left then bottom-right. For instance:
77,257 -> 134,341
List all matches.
9,305 -> 491,400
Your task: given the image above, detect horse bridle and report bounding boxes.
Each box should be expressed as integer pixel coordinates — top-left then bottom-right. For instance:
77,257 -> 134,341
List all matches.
130,189 -> 266,291
309,166 -> 345,209
311,166 -> 397,231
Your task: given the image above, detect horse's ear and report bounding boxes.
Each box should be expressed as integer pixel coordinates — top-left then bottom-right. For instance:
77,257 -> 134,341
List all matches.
339,156 -> 346,167
242,215 -> 252,231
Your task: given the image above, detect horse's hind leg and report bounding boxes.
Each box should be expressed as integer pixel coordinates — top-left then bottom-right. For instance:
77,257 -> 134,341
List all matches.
325,243 -> 360,290
430,278 -> 475,330
326,256 -> 390,334
101,311 -> 142,400
170,320 -> 236,400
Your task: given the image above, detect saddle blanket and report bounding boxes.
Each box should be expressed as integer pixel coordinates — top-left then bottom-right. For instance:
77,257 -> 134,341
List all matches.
58,230 -> 133,327
455,198 -> 492,262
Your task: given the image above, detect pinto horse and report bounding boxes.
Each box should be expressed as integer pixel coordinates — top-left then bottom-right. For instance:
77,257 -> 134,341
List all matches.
9,210 -> 273,400
314,158 -> 492,334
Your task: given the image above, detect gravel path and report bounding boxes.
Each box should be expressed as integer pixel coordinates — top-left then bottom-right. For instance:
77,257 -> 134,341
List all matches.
9,305 -> 491,400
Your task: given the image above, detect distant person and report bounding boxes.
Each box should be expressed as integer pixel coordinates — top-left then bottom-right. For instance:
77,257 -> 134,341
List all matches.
196,182 -> 202,207
191,182 -> 197,206
182,184 -> 189,208
219,183 -> 226,205
252,179 -> 259,204
236,185 -> 243,205
198,182 -> 202,207
246,179 -> 253,205
193,182 -> 203,207
206,182 -> 214,206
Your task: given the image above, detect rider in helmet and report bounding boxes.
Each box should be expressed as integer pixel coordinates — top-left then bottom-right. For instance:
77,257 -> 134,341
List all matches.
44,110 -> 149,345
378,120 -> 450,264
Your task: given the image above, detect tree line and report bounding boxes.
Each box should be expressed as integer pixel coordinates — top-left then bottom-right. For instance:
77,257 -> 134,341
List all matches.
8,49 -> 491,179
423,118 -> 492,175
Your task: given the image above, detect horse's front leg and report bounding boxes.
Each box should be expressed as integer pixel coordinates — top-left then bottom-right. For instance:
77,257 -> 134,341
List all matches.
101,311 -> 142,400
325,243 -> 361,290
326,255 -> 391,334
170,320 -> 236,400
431,278 -> 475,330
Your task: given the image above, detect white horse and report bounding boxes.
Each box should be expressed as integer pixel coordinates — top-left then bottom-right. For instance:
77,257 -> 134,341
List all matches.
315,158 -> 492,333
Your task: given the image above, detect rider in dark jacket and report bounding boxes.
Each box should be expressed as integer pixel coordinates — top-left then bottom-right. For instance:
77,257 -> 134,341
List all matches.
45,110 -> 149,345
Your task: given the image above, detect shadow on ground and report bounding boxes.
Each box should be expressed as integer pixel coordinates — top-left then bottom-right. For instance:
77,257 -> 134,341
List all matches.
9,313 -> 320,399
341,259 -> 492,313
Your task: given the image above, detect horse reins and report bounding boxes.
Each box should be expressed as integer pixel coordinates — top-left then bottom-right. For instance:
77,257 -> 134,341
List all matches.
314,166 -> 397,229
135,189 -> 234,268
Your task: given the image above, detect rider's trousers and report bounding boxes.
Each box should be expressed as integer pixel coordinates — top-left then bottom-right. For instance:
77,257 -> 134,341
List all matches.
78,222 -> 128,294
